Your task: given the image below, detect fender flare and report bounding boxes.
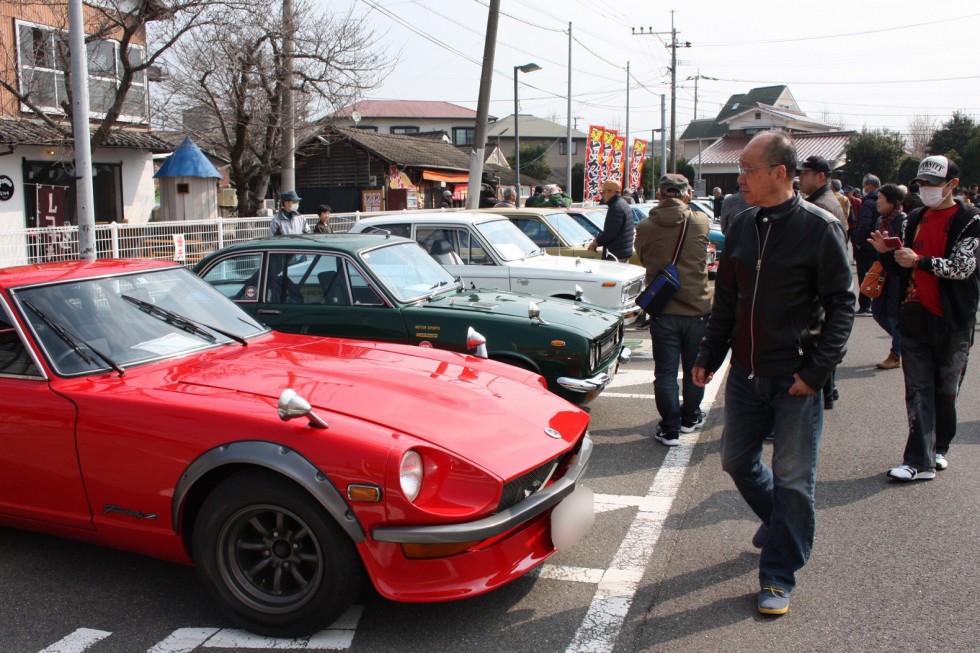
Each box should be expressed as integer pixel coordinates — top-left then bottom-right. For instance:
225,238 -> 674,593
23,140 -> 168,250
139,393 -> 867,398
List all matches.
172,440 -> 365,543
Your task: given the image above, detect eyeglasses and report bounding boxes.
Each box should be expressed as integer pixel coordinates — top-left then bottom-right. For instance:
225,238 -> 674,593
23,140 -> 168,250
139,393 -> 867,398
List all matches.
738,163 -> 781,175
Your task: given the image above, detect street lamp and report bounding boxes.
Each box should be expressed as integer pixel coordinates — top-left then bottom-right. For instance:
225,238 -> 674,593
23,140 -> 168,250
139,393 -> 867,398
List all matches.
514,62 -> 541,202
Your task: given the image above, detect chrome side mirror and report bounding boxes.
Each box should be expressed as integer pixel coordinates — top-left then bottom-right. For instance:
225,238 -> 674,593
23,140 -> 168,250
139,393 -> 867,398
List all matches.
574,285 -> 585,301
466,326 -> 488,358
277,389 -> 328,429
528,301 -> 549,325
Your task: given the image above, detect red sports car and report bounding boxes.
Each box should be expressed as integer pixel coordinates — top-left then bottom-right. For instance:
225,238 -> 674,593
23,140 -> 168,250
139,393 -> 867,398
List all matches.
0,259 -> 595,636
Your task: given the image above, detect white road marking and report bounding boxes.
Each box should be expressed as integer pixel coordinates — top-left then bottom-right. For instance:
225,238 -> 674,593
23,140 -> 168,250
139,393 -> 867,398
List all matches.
39,629 -> 112,653
144,606 -> 362,652
148,629 -> 221,653
565,368 -> 724,653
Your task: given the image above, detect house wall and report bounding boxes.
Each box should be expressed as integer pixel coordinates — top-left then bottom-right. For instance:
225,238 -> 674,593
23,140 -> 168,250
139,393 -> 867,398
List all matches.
336,118 -> 475,144
0,145 -> 155,234
489,135 -> 586,186
0,2 -> 146,117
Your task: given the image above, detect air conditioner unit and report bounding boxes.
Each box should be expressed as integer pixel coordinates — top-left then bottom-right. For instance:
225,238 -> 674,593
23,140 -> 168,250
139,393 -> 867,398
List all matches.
369,175 -> 377,186
262,199 -> 276,212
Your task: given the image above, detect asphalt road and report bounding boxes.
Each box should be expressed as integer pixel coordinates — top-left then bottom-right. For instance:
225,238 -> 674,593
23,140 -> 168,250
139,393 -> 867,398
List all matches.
2,307 -> 979,652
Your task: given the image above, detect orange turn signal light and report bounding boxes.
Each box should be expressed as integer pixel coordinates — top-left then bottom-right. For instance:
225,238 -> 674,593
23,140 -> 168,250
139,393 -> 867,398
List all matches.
347,484 -> 382,502
401,541 -> 479,559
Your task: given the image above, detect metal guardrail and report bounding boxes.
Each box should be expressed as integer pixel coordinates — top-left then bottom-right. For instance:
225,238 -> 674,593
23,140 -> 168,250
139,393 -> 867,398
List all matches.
0,206 -> 472,268
0,213 -> 364,268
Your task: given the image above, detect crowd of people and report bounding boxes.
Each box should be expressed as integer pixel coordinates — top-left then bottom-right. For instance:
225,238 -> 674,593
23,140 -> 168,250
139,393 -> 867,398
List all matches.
631,132 -> 979,618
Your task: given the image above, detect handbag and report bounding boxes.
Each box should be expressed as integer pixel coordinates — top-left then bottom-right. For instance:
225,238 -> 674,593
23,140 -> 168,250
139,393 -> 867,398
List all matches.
635,218 -> 688,317
859,261 -> 886,299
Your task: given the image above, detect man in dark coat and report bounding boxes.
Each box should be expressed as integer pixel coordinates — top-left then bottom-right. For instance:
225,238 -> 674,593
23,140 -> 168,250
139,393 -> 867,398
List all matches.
588,179 -> 635,262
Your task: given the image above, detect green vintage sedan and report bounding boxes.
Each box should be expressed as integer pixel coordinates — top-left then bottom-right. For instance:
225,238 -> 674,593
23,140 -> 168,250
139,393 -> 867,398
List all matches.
194,234 -> 629,404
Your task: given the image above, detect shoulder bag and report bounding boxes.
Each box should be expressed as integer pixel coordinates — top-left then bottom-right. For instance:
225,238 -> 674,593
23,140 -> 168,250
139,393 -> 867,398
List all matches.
635,218 -> 688,316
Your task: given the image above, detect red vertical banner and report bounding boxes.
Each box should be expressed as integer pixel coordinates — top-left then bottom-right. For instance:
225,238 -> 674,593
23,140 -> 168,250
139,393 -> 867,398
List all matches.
584,125 -> 605,202
610,134 -> 627,183
627,139 -> 649,193
601,129 -> 618,180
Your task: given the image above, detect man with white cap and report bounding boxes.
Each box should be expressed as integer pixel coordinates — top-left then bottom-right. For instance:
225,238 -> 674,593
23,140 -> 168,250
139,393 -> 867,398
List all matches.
870,155 -> 980,481
438,190 -> 454,208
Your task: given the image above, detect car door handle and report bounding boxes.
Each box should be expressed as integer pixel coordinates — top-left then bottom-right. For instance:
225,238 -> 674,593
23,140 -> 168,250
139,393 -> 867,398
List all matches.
257,309 -> 282,315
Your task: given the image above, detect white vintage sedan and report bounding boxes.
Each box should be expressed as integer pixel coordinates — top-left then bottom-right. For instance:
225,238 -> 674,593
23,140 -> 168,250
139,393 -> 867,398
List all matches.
348,212 -> 645,323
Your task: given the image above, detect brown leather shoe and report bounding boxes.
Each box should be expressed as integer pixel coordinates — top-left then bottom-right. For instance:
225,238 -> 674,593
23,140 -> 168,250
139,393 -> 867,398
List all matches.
876,353 -> 901,369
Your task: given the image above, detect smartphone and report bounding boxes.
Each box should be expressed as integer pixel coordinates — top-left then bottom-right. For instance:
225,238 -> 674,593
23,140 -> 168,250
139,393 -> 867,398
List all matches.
883,237 -> 903,249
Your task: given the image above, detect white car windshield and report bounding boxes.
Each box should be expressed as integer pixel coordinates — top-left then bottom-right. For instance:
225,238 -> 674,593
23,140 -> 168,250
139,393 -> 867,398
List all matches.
475,219 -> 541,261
542,212 -> 594,245
363,241 -> 458,302
15,267 -> 267,376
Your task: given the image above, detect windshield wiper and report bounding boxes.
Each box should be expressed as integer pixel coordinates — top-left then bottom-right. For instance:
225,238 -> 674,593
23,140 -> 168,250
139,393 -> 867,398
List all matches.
24,300 -> 125,376
121,294 -> 248,346
426,280 -> 452,301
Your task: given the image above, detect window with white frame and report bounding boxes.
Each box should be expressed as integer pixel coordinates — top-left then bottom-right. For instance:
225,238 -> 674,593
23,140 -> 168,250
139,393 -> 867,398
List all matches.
16,20 -> 148,123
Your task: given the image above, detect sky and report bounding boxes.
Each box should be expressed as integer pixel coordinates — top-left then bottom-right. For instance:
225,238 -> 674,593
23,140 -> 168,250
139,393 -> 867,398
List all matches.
324,0 -> 980,146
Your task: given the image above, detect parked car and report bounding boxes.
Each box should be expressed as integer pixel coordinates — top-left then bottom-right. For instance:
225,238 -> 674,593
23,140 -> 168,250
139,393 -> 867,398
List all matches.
572,205 -> 720,278
194,234 -> 628,404
0,258 -> 596,636
480,208 -> 601,260
565,208 -> 608,238
347,212 -> 646,323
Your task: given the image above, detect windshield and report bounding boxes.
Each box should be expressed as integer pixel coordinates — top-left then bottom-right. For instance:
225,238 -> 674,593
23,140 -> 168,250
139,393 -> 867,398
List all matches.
363,241 -> 458,302
542,212 -> 594,245
15,267 -> 267,376
475,218 -> 540,261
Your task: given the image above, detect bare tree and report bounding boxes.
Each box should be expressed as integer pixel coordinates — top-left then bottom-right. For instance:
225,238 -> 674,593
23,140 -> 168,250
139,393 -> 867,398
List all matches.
907,113 -> 936,159
0,0 -> 245,152
155,0 -> 389,216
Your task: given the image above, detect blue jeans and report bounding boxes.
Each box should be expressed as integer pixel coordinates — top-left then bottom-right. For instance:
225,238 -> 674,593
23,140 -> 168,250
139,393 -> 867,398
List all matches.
900,329 -> 971,470
650,314 -> 709,431
871,279 -> 902,357
721,366 -> 823,593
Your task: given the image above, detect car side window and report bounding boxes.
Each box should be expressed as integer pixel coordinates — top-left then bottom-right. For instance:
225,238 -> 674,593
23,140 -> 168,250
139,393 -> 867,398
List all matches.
511,218 -> 559,248
0,307 -> 40,377
346,261 -> 384,306
200,254 -> 263,302
308,255 -> 352,306
266,253 -> 312,304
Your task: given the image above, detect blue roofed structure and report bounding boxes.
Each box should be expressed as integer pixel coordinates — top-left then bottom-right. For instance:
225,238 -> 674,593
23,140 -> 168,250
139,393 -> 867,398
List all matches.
155,136 -> 222,179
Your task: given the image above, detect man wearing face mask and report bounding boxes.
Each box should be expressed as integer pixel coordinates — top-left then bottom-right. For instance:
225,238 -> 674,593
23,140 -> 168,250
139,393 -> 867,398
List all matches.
869,155 -> 980,482
269,190 -> 311,236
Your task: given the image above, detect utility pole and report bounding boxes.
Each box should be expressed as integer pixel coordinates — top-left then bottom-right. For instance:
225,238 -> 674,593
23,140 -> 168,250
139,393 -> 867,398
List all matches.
280,0 -> 296,193
465,0 -> 500,209
624,61 -> 629,184
68,0 -> 95,258
632,16 -> 689,173
566,22 -> 572,195
686,70 -> 718,121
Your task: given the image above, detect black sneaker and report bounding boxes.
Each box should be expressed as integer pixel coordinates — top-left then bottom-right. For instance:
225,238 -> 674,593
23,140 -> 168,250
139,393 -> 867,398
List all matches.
680,410 -> 706,434
654,423 -> 679,447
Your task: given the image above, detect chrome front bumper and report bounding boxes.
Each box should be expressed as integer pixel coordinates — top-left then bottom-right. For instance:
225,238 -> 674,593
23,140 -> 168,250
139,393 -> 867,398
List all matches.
372,435 -> 593,544
556,346 -> 630,394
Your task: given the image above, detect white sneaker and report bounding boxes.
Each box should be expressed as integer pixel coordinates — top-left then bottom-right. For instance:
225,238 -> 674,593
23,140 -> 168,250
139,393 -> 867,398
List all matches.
935,454 -> 949,471
654,423 -> 680,447
887,464 -> 935,481
680,410 -> 706,434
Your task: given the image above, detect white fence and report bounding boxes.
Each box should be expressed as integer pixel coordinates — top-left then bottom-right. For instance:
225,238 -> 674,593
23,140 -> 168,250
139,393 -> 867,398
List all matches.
0,212 -> 367,268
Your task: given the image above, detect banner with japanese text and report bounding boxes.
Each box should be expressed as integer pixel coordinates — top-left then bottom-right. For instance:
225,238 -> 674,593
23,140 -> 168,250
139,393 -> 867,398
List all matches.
609,134 -> 627,183
583,125 -> 605,202
627,139 -> 649,192
601,129 -> 617,181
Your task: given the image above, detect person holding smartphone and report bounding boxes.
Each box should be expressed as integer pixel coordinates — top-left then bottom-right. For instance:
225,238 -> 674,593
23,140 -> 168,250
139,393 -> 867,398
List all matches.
869,155 -> 980,482
870,184 -> 908,370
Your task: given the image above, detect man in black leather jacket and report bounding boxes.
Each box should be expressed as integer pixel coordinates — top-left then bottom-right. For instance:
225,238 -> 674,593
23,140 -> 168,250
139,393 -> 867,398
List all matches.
589,179 -> 635,262
692,131 -> 854,617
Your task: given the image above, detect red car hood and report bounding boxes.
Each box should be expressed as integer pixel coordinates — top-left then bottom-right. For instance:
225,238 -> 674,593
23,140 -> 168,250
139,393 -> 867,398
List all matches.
176,335 -> 589,478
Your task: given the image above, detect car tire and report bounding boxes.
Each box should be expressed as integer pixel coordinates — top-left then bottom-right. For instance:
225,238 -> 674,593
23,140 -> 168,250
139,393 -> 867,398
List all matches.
192,469 -> 364,637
